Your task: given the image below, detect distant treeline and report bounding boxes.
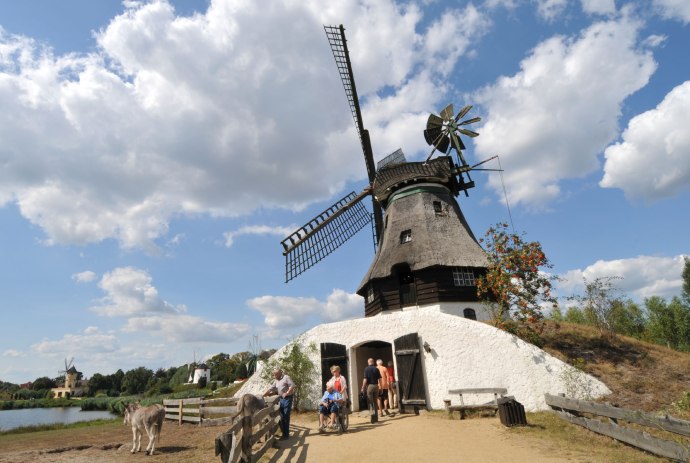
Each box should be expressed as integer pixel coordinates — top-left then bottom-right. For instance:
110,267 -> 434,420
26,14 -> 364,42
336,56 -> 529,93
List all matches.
0,348 -> 275,403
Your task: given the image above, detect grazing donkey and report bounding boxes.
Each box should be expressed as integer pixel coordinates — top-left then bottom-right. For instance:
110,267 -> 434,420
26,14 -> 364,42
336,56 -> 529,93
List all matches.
123,402 -> 165,455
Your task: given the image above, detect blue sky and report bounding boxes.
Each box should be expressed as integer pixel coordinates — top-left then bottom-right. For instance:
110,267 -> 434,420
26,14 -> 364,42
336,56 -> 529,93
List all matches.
1,0 -> 688,384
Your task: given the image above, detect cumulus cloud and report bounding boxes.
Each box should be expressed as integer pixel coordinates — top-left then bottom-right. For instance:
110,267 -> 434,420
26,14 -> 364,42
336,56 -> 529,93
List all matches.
90,267 -> 186,316
600,81 -> 690,200
653,0 -> 690,23
0,0 -> 488,252
122,314 -> 250,343
535,0 -> 568,20
247,288 -> 363,332
475,15 -> 656,209
72,270 -> 96,283
3,349 -> 25,358
32,331 -> 120,355
580,0 -> 616,15
224,224 -> 296,248
558,254 -> 686,301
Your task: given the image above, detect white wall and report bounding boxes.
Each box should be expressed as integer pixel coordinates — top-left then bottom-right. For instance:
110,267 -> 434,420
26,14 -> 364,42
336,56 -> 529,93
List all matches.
237,306 -> 610,411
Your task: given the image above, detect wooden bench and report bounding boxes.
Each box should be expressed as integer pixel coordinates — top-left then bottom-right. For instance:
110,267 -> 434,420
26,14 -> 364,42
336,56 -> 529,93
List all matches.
443,388 -> 508,419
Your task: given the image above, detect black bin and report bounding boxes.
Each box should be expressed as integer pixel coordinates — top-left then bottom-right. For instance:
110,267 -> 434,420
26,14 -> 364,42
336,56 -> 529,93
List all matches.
497,397 -> 527,427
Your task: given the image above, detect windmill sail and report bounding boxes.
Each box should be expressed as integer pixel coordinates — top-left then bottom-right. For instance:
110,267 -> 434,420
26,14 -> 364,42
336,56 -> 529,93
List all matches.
324,25 -> 383,243
281,190 -> 372,282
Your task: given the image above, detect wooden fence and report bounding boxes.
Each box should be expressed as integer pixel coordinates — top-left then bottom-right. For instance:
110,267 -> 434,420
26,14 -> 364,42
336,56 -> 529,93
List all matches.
545,393 -> 690,462
215,397 -> 280,463
163,396 -> 242,427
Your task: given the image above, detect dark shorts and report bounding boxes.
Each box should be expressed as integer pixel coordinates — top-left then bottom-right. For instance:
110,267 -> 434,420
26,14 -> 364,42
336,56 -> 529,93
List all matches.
319,403 -> 339,415
378,389 -> 388,398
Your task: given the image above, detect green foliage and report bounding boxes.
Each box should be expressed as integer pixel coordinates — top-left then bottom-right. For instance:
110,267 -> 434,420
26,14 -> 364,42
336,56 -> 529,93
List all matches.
682,256 -> 690,306
31,376 -> 56,390
609,299 -> 646,339
568,276 -> 624,338
645,296 -> 690,351
1,397 -> 74,410
560,358 -> 594,400
476,223 -> 558,345
197,376 -> 208,388
261,341 -> 318,411
121,367 -> 154,395
563,306 -> 588,324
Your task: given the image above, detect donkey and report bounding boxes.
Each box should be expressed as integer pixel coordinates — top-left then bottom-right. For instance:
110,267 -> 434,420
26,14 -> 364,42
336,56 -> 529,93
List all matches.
235,393 -> 266,421
123,402 -> 165,455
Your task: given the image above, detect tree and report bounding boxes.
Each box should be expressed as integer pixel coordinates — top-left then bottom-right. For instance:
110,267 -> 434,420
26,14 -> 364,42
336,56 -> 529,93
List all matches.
645,296 -> 690,351
476,223 -> 558,345
609,299 -> 646,339
569,276 -> 623,338
262,342 -> 318,411
682,256 -> 690,307
87,373 -> 111,396
121,367 -> 154,395
31,376 -> 56,391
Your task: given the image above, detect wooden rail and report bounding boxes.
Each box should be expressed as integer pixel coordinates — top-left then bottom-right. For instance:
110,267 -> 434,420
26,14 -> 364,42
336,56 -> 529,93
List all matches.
545,394 -> 690,462
215,397 -> 280,463
163,397 -> 241,426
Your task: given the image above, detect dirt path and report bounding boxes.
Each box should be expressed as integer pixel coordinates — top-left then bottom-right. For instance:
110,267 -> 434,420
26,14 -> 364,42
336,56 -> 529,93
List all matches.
0,411 -> 591,463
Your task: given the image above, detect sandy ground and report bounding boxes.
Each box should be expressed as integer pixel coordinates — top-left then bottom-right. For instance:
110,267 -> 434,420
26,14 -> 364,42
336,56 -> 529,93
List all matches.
0,411 -> 592,463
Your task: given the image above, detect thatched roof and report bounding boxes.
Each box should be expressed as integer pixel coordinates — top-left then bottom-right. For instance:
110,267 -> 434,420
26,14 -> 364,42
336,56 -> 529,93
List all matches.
358,183 -> 487,292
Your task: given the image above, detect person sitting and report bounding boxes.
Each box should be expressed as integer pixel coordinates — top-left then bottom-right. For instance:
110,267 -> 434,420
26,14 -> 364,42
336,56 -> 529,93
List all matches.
318,385 -> 344,431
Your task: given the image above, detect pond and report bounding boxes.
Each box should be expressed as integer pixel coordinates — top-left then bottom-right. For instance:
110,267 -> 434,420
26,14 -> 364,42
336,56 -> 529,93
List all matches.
0,407 -> 117,431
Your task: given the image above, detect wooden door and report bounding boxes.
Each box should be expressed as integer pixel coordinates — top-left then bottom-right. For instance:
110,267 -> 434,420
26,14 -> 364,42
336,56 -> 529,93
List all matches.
320,342 -> 348,391
394,333 -> 427,413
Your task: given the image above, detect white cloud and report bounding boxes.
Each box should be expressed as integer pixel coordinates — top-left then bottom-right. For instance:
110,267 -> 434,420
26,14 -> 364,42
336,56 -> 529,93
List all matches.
90,267 -> 186,316
32,331 -> 120,355
224,224 -> 296,248
653,0 -> 690,23
122,314 -> 250,343
558,254 -> 686,301
580,0 -> 616,15
535,0 -> 568,21
600,81 -> 690,200
475,15 -> 656,209
0,1 -> 488,250
247,288 -> 363,332
3,349 -> 25,358
72,270 -> 96,283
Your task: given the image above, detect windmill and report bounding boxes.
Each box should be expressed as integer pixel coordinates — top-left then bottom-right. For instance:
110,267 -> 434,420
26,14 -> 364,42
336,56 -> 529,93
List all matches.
58,357 -> 78,389
281,25 -> 498,319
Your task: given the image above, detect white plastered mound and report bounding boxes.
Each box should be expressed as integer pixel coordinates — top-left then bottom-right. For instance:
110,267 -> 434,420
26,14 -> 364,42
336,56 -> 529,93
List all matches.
237,306 -> 610,411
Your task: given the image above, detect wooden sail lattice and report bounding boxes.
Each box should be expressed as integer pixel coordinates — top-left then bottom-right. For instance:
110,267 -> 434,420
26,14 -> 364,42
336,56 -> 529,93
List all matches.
281,191 -> 372,282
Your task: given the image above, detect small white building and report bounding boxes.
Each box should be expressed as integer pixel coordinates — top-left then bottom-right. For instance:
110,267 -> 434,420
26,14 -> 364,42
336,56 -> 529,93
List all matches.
237,306 -> 610,412
188,363 -> 211,384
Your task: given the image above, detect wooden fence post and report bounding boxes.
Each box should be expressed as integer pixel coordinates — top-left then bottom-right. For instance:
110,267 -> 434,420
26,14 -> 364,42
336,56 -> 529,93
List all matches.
242,415 -> 253,463
178,400 -> 183,425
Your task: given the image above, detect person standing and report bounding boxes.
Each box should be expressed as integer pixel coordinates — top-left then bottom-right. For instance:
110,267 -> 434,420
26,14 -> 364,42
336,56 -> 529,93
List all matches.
263,367 -> 295,440
376,359 -> 390,415
326,365 -> 348,401
387,360 -> 397,409
360,358 -> 381,424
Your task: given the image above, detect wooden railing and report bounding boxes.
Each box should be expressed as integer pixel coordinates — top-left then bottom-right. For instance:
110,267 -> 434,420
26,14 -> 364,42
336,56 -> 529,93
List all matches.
545,393 -> 690,462
163,396 -> 241,427
215,397 -> 280,463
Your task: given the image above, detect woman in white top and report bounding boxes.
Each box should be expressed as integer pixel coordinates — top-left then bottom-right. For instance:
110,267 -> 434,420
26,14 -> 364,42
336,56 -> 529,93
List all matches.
326,365 -> 348,401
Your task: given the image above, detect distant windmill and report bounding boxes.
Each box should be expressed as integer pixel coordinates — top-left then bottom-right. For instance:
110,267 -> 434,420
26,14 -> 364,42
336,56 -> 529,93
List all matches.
280,25 -> 500,319
58,357 -> 78,389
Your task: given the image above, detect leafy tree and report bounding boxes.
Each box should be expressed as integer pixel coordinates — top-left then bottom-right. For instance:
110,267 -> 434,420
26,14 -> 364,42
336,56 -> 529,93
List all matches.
31,376 -> 57,390
568,276 -> 624,338
87,373 -> 111,396
121,367 -> 154,395
197,376 -> 208,389
262,342 -> 318,411
609,299 -> 646,339
169,364 -> 190,385
682,256 -> 690,307
563,306 -> 587,324
109,369 -> 124,393
549,306 -> 563,321
645,296 -> 690,351
476,223 -> 558,345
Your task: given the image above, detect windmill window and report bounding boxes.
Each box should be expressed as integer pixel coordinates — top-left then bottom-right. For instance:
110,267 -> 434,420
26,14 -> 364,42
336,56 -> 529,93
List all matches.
400,229 -> 412,244
453,267 -> 475,286
433,201 -> 442,214
463,308 -> 477,320
366,285 -> 375,303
